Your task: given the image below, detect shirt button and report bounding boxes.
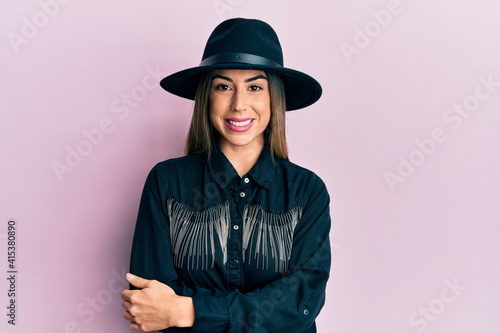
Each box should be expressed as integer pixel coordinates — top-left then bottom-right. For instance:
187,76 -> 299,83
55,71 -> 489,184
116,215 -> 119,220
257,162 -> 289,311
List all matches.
233,225 -> 239,230
303,309 -> 309,316
240,192 -> 245,198
244,177 -> 250,183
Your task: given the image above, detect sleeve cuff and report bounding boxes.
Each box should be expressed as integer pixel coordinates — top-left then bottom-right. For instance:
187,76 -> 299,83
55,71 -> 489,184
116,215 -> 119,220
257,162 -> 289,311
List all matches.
191,293 -> 228,332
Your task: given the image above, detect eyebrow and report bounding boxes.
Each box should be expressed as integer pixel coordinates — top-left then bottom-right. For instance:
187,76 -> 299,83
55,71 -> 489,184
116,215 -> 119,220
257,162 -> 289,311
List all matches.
212,74 -> 268,82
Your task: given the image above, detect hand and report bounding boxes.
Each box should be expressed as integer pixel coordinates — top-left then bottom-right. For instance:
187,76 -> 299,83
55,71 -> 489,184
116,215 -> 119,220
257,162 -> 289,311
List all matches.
121,273 -> 195,332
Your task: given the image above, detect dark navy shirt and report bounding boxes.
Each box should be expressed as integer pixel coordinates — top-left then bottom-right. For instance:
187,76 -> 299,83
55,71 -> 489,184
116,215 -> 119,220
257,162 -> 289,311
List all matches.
129,147 -> 331,332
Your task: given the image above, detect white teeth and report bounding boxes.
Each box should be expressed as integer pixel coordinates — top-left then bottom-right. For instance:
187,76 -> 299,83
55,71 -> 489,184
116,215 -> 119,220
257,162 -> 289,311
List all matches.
228,119 -> 252,127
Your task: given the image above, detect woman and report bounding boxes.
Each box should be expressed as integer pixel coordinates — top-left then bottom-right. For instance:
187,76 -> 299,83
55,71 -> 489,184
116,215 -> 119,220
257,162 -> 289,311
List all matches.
121,18 -> 331,332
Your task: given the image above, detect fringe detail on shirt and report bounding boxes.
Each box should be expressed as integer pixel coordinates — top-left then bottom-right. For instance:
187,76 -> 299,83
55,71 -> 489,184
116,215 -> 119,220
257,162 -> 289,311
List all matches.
242,205 -> 302,273
167,199 -> 230,270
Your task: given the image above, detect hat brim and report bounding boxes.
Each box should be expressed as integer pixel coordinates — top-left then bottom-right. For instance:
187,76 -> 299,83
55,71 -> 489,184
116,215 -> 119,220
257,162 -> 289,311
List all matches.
160,63 -> 322,111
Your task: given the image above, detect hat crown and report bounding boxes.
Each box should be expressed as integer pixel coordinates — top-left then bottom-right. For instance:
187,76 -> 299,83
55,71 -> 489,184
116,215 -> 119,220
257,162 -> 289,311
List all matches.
201,18 -> 284,66
160,18 -> 322,111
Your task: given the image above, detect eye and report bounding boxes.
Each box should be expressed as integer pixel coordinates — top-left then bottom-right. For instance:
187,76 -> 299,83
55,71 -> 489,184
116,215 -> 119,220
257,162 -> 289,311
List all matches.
214,84 -> 231,91
249,85 -> 263,92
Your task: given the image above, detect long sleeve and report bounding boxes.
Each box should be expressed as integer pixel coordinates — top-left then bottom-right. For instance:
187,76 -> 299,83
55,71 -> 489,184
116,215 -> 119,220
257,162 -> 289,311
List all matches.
130,165 -> 186,288
129,156 -> 331,332
129,164 -> 217,332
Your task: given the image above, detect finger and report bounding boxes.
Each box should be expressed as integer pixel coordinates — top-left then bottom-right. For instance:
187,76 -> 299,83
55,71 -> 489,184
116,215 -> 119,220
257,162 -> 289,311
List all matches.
130,321 -> 140,332
122,300 -> 131,310
126,273 -> 151,289
121,289 -> 133,302
130,322 -> 142,332
123,310 -> 136,322
130,321 -> 146,332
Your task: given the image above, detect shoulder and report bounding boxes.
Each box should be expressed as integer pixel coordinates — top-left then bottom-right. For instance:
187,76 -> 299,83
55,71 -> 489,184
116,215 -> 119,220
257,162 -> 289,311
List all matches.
280,159 -> 326,187
145,153 -> 205,183
276,159 -> 330,216
276,159 -> 330,202
155,153 -> 204,171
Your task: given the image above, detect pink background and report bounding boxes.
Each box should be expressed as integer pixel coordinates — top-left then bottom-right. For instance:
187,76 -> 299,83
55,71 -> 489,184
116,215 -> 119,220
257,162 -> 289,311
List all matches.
1,1 -> 500,332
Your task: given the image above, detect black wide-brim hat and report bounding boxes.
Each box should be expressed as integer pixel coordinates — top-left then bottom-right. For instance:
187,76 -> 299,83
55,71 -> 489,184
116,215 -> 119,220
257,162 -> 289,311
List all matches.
160,18 -> 322,111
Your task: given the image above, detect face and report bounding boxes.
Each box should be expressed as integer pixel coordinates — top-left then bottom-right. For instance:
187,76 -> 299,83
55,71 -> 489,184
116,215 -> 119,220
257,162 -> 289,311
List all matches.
209,69 -> 271,153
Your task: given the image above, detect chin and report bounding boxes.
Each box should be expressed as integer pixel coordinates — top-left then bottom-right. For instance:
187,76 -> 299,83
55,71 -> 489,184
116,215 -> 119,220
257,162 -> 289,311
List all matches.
220,134 -> 264,149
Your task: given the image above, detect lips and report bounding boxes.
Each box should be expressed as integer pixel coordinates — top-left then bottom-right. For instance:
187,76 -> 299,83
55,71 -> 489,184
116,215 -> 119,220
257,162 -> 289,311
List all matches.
225,118 -> 255,132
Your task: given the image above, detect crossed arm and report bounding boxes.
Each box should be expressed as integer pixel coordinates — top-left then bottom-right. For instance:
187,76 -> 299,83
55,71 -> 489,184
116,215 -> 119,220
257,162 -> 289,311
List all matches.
121,166 -> 331,332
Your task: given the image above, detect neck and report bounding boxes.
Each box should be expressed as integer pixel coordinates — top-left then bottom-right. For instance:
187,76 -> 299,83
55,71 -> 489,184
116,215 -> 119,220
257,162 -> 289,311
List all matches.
219,141 -> 264,177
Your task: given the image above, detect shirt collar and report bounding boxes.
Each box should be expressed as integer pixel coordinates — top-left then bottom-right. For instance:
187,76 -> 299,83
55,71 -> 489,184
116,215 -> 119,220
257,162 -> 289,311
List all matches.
247,148 -> 275,189
208,146 -> 276,190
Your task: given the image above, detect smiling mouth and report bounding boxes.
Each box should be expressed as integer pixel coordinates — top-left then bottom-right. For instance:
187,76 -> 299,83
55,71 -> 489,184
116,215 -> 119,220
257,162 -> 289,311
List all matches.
226,119 -> 254,127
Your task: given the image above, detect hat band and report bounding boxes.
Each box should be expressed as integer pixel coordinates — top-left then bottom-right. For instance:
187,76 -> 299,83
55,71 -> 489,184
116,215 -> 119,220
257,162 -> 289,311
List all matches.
200,53 -> 282,68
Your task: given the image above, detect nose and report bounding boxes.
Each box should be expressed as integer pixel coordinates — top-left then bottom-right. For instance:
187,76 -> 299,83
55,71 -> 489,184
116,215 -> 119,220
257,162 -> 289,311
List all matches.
230,88 -> 247,112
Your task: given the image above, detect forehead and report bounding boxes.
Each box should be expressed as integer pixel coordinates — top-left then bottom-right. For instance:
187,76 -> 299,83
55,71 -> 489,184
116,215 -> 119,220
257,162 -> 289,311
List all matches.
212,69 -> 267,80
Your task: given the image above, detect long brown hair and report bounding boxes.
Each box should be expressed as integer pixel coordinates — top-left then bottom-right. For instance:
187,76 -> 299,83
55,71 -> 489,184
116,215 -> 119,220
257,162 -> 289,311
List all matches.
185,70 -> 288,160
